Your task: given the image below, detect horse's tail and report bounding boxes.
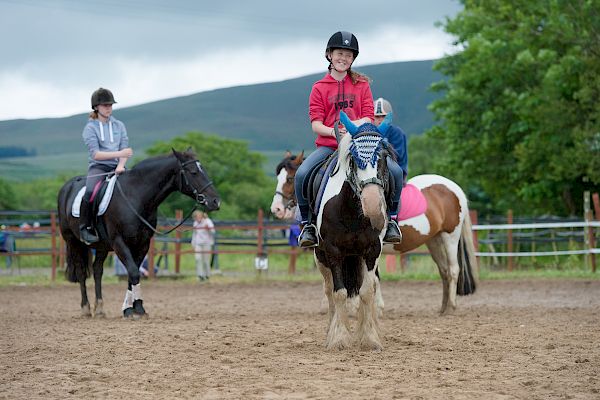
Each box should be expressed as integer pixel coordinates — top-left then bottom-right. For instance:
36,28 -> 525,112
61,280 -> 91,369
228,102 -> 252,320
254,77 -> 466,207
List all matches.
65,240 -> 92,283
457,209 -> 479,296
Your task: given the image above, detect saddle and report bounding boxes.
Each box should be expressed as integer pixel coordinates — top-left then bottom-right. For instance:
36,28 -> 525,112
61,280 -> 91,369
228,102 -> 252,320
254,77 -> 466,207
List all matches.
395,184 -> 428,221
302,147 -> 428,223
72,175 -> 117,218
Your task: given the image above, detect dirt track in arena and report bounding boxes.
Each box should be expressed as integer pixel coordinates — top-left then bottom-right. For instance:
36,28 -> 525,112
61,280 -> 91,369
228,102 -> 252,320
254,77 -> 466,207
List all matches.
1,278 -> 599,399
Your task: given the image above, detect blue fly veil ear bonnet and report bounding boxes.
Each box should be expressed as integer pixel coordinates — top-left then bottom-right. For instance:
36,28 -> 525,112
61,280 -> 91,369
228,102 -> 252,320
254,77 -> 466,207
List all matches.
339,111 -> 392,170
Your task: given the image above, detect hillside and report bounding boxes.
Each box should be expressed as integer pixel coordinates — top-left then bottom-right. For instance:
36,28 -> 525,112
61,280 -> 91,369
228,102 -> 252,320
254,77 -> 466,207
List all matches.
0,60 -> 442,181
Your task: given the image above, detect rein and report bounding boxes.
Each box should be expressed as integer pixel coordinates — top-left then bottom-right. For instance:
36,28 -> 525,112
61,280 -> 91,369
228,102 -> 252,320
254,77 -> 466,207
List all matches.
113,158 -> 213,236
115,178 -> 196,235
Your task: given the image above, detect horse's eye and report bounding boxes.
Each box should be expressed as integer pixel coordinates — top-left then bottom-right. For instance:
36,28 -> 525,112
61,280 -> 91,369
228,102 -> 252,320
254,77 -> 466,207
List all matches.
286,177 -> 293,183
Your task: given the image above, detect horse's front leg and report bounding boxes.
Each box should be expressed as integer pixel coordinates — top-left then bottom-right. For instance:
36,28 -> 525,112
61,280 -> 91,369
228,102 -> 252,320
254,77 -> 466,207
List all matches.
92,250 -> 108,318
79,278 -> 91,317
316,256 -> 334,328
356,259 -> 383,351
113,237 -> 147,319
374,265 -> 385,318
322,256 -> 352,350
121,282 -> 134,318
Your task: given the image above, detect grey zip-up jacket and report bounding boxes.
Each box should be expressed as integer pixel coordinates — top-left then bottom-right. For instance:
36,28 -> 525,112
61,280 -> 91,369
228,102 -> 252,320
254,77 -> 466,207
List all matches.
82,116 -> 129,168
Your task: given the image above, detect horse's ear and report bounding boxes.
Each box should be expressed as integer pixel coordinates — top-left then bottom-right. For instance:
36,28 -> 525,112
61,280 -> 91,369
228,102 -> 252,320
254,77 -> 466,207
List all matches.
377,112 -> 393,134
295,151 -> 304,165
339,111 -> 358,136
284,150 -> 292,158
172,148 -> 182,160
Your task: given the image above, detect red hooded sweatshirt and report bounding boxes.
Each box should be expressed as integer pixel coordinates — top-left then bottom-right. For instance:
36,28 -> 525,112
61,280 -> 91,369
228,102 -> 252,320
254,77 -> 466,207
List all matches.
308,72 -> 374,149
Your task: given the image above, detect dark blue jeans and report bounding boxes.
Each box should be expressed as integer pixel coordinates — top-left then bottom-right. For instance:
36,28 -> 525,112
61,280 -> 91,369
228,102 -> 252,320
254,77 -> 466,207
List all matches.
387,157 -> 404,217
294,146 -> 335,222
295,146 -> 405,221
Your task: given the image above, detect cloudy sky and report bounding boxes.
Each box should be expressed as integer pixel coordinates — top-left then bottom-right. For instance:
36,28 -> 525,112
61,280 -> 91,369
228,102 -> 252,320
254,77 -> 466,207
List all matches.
0,0 -> 461,121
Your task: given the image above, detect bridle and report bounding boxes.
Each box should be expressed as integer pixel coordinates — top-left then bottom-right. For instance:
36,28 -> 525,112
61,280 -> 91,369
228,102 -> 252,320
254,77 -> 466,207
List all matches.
344,131 -> 388,198
179,158 -> 214,207
275,159 -> 299,212
115,156 -> 215,236
275,189 -> 297,211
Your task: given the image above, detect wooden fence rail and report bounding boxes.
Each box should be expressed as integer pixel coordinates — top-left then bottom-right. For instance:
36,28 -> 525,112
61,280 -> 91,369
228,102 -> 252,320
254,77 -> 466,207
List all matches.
0,204 -> 598,279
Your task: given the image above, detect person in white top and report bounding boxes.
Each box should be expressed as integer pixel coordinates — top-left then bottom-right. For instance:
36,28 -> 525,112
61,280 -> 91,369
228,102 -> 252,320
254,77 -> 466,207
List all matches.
191,210 -> 215,280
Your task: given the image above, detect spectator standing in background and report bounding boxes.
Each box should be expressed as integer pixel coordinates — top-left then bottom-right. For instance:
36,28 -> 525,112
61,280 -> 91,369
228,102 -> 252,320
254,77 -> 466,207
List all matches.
191,211 -> 215,281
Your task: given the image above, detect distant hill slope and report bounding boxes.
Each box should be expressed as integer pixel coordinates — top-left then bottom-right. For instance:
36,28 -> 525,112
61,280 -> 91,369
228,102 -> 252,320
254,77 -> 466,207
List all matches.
0,60 -> 441,156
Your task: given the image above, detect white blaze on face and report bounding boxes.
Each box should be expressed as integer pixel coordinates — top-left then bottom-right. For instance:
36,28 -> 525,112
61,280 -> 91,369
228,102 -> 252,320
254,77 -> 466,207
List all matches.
357,166 -> 386,231
270,168 -> 288,219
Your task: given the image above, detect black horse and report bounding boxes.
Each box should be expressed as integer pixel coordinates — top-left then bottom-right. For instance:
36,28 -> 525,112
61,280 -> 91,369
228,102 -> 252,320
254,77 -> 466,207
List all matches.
57,149 -> 220,318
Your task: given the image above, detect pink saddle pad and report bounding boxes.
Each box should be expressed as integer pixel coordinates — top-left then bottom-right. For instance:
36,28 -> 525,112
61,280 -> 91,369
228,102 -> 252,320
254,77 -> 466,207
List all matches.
395,184 -> 428,221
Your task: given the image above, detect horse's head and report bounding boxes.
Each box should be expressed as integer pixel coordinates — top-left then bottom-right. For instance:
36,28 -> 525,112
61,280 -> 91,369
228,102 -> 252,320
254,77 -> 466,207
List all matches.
271,151 -> 303,220
338,111 -> 393,231
172,148 -> 221,211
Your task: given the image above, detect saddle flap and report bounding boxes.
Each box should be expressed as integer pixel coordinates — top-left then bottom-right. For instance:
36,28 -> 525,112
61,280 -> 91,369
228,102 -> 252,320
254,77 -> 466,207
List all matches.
308,152 -> 338,217
72,176 -> 117,217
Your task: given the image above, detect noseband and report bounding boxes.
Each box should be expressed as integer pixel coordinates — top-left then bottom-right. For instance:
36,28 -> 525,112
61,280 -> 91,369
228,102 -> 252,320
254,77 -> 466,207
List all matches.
275,190 -> 297,211
179,159 -> 214,206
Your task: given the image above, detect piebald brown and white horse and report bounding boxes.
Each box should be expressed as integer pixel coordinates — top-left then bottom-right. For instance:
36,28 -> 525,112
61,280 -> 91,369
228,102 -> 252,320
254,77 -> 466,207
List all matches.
271,140 -> 478,321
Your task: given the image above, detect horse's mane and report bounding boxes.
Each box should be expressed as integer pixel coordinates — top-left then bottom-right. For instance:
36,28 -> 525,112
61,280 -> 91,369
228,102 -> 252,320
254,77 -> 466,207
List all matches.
130,151 -> 196,172
276,155 -> 298,174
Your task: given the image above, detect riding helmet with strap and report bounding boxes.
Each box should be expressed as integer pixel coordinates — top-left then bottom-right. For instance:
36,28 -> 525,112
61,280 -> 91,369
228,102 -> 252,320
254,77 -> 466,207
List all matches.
91,88 -> 117,109
325,31 -> 359,61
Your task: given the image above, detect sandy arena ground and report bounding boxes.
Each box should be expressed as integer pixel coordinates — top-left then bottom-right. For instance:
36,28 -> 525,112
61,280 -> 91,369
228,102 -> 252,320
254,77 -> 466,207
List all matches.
1,278 -> 599,399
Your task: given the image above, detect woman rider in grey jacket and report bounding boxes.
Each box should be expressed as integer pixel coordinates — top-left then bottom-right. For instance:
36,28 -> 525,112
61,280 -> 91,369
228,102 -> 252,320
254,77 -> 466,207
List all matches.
80,88 -> 132,244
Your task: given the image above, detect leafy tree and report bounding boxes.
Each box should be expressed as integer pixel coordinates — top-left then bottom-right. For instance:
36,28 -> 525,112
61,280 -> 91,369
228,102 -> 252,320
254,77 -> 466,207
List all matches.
428,0 -> 600,216
406,135 -> 443,178
16,175 -> 71,210
145,132 -> 276,220
0,178 -> 18,210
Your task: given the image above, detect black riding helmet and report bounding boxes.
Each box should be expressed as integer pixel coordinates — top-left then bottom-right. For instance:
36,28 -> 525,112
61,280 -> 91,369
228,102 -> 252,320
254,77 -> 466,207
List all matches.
91,88 -> 117,109
325,31 -> 359,61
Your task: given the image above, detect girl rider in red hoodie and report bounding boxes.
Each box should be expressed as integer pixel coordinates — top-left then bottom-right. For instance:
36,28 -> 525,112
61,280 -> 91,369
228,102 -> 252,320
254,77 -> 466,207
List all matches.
295,31 -> 402,247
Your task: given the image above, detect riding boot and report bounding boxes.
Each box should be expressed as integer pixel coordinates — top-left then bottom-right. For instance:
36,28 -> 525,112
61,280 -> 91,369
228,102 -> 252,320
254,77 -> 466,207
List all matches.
79,198 -> 99,244
383,218 -> 402,244
298,224 -> 318,248
298,204 -> 318,248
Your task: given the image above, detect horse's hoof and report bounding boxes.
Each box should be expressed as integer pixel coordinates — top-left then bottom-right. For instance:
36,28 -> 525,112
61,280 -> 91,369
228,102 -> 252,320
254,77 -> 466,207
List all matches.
93,300 -> 105,318
358,338 -> 383,352
123,308 -> 135,319
132,299 -> 148,319
81,304 -> 92,317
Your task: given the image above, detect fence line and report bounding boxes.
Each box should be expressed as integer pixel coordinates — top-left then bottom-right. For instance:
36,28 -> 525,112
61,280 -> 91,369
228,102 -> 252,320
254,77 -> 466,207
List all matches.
1,208 -> 598,279
473,221 -> 600,230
